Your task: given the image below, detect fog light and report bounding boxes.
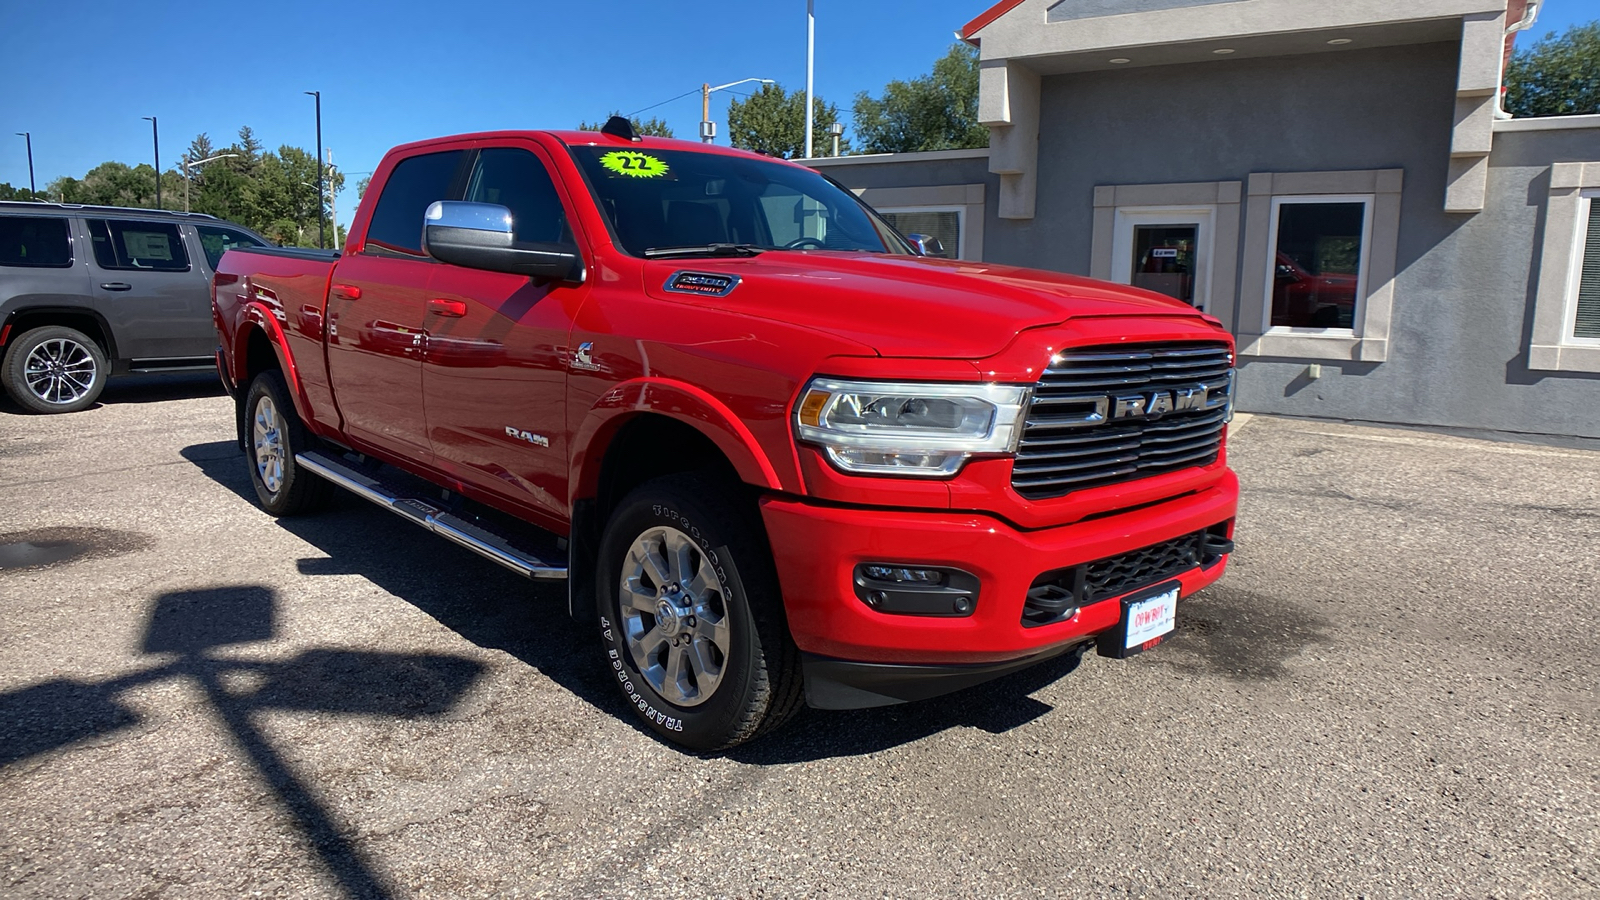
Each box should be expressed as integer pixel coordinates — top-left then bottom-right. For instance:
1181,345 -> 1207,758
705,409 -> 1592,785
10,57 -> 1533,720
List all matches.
853,564 -> 979,617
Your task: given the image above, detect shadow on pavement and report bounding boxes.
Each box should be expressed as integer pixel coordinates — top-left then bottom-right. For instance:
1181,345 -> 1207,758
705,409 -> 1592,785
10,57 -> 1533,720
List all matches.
178,440 -> 1086,764
0,584 -> 484,900
0,371 -> 224,416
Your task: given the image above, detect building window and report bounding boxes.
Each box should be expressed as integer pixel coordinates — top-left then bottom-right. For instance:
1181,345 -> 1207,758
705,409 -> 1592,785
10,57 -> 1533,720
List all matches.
1529,165 -> 1600,373
877,207 -> 962,259
1236,169 -> 1402,363
1573,193 -> 1600,341
1266,196 -> 1372,331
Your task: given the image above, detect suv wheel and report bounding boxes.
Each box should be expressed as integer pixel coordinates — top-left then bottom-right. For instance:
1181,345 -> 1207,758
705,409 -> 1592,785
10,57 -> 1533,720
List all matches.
596,473 -> 803,751
244,370 -> 329,516
1,326 -> 108,414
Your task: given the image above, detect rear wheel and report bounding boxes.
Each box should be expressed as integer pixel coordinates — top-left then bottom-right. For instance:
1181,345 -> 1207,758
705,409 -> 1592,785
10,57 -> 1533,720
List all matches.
244,370 -> 329,516
1,326 -> 108,414
596,473 -> 803,751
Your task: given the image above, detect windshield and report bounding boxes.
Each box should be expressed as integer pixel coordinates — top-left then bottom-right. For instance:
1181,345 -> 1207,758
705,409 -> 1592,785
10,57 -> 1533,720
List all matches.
569,145 -> 911,257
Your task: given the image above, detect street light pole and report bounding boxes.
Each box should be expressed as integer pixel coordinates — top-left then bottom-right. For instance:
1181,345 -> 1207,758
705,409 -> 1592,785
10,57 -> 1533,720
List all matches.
699,77 -> 776,144
14,132 -> 34,194
804,0 -> 815,159
305,91 -> 324,249
142,116 -> 160,208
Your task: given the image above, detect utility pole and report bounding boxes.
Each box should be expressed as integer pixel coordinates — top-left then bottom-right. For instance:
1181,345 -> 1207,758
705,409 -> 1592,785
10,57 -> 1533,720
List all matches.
305,91 -> 324,249
183,155 -> 190,212
142,116 -> 160,208
326,148 -> 339,249
14,133 -> 34,194
804,0 -> 815,159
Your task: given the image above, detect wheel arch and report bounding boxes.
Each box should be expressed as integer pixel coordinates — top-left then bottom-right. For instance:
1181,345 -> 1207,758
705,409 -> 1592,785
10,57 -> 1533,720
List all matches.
1,306 -> 119,361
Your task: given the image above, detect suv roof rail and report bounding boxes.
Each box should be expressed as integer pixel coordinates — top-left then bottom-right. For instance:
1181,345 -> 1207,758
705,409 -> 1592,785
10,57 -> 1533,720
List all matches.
0,200 -> 222,220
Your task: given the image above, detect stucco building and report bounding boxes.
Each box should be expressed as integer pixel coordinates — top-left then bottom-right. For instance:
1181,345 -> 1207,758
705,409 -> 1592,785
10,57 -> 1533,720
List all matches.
810,0 -> 1600,440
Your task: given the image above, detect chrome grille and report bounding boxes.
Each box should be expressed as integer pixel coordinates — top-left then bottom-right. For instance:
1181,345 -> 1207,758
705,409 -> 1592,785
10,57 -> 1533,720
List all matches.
1012,342 -> 1232,499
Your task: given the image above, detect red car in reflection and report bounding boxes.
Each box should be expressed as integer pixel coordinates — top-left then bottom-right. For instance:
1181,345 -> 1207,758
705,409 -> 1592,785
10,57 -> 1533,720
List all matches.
1272,252 -> 1357,328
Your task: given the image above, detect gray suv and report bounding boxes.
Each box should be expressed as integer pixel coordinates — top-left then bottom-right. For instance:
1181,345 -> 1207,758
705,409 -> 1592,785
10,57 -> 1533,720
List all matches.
0,202 -> 271,413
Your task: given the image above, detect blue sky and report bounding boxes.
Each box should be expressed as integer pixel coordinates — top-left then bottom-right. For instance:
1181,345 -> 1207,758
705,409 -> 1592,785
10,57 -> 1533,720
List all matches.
2,0 -> 1594,229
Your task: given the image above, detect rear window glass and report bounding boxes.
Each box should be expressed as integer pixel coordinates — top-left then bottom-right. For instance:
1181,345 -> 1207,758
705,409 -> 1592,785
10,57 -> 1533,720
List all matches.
366,150 -> 465,255
88,219 -> 190,271
195,225 -> 264,270
0,216 -> 73,268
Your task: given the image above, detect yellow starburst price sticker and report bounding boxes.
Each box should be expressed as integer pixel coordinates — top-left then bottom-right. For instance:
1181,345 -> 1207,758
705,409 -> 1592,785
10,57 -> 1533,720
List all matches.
599,151 -> 669,178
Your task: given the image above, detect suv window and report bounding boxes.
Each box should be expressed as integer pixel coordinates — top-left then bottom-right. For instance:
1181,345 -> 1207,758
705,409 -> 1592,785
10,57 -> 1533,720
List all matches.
464,147 -> 571,245
87,219 -> 190,271
366,150 -> 465,255
195,225 -> 265,269
0,216 -> 73,268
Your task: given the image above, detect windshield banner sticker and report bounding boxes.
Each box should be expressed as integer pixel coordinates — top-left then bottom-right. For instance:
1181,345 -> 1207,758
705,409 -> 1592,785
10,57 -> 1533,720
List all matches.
599,151 -> 669,179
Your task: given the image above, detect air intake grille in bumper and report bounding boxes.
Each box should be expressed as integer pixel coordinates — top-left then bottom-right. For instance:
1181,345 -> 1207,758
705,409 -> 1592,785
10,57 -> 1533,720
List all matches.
1011,342 -> 1232,499
1022,523 -> 1234,627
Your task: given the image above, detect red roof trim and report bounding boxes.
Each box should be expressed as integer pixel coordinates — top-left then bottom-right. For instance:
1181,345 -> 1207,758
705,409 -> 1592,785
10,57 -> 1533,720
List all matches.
961,0 -> 1028,40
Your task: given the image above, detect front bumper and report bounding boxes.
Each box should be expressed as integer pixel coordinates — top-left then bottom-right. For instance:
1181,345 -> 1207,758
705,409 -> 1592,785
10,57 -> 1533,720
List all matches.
760,470 -> 1238,704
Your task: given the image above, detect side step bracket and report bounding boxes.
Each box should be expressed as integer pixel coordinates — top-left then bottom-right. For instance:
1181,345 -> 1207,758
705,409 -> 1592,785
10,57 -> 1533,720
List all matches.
295,450 -> 568,580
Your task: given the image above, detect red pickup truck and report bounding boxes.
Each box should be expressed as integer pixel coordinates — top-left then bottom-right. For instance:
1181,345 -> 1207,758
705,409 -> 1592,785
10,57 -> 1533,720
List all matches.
213,119 -> 1239,750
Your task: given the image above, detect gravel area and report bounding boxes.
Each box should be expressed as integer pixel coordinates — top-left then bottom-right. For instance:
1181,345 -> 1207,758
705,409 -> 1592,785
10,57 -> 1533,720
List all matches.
1,373 -> 1596,899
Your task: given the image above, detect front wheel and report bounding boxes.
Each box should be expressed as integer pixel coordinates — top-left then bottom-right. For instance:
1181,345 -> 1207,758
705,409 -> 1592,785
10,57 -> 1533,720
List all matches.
1,326 -> 108,414
596,473 -> 802,751
244,370 -> 329,516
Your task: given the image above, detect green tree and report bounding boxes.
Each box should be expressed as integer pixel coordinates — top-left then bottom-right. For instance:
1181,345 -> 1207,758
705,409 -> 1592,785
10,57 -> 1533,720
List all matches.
578,113 -> 675,138
1505,22 -> 1600,117
726,84 -> 848,158
852,43 -> 988,153
0,183 -> 48,202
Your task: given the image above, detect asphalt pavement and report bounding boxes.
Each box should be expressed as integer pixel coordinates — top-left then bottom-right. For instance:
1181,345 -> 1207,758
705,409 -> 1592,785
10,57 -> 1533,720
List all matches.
1,373 -> 1596,899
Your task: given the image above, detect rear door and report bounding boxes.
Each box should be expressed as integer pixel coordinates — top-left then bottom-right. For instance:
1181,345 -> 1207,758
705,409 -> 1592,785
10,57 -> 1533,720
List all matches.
324,147 -> 468,462
86,217 -> 211,360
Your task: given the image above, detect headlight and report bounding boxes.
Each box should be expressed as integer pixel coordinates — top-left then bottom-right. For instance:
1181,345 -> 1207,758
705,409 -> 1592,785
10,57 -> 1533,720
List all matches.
795,378 -> 1031,476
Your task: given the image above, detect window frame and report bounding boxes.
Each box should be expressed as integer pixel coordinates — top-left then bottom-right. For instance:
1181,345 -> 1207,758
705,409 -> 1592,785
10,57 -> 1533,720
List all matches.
1236,169 -> 1403,363
875,205 -> 966,260
1528,163 -> 1600,373
0,214 -> 75,269
1260,193 -> 1374,335
1110,205 -> 1216,313
359,147 -> 471,259
1562,190 -> 1600,348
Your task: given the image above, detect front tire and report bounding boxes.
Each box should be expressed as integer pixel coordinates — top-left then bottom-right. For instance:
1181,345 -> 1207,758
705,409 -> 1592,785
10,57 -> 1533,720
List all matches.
1,326 -> 108,414
596,473 -> 802,751
244,370 -> 329,516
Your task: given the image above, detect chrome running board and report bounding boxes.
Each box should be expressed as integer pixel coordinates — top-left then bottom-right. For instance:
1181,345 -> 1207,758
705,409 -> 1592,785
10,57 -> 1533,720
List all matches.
295,450 -> 568,580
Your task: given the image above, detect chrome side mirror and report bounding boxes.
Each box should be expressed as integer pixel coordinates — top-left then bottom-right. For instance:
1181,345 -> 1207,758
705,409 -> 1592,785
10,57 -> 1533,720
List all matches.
422,201 -> 584,283
906,233 -> 945,258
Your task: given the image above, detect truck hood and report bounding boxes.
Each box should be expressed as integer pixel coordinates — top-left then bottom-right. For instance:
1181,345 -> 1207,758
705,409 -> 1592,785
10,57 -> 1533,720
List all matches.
642,252 -> 1206,359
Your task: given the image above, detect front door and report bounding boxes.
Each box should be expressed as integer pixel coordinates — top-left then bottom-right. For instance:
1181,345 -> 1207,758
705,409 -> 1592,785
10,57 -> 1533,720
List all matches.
421,143 -> 590,527
85,217 -> 212,360
323,147 -> 467,462
1111,207 -> 1214,311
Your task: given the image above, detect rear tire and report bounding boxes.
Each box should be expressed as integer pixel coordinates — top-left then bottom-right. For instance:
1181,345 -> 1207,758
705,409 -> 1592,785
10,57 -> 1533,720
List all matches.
596,473 -> 803,751
1,326 -> 108,414
244,370 -> 329,516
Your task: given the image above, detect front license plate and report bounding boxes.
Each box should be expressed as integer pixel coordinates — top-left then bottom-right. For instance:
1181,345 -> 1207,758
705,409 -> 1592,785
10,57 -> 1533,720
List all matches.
1095,581 -> 1180,659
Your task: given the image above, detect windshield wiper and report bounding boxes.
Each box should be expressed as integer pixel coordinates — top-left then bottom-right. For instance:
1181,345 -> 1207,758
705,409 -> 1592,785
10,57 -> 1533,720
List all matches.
642,243 -> 766,259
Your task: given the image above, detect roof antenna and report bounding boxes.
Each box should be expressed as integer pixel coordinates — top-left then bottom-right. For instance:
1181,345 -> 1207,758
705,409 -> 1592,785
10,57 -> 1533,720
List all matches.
600,115 -> 641,142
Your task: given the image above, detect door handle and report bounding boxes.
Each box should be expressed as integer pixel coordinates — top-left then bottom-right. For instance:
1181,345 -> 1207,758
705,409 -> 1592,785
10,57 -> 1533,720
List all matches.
100,282 -> 133,291
427,298 -> 468,318
331,283 -> 362,301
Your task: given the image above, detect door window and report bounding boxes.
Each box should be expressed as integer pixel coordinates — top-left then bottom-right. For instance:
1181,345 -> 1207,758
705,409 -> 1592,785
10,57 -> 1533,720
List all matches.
195,225 -> 265,270
1131,224 -> 1198,304
464,147 -> 572,245
0,216 -> 73,267
365,150 -> 466,255
87,219 -> 190,271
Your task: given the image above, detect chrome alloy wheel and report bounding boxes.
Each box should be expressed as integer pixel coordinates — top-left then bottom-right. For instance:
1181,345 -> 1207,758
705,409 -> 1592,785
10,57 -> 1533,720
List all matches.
252,394 -> 287,494
619,525 -> 731,707
22,338 -> 97,406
